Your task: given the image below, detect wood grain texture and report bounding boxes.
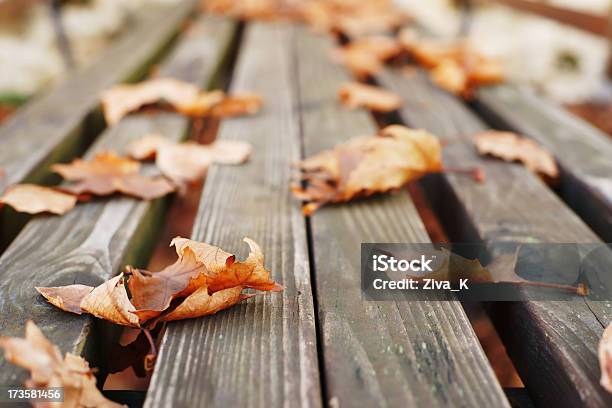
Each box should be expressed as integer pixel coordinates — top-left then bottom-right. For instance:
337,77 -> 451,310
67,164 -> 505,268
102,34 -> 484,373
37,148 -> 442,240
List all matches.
475,85 -> 612,242
294,27 -> 508,408
0,16 -> 236,387
376,68 -> 612,407
145,23 -> 322,408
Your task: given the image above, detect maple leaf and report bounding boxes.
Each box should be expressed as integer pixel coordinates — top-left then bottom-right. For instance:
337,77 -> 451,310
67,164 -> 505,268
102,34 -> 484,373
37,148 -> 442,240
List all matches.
101,78 -> 201,125
292,125 -> 443,214
338,82 -> 402,112
0,184 -> 77,215
473,131 -> 559,179
0,321 -> 123,407
600,323 -> 612,393
171,237 -> 282,292
52,151 -> 175,200
126,134 -> 252,185
37,237 -> 282,328
101,78 -> 263,124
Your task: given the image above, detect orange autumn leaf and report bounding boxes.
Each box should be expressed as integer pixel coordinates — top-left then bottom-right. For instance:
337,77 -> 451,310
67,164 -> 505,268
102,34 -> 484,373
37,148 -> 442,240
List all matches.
37,237 -> 281,328
600,323 -> 612,393
52,151 -> 175,200
338,82 -> 402,112
0,184 -> 77,215
334,36 -> 401,78
171,237 -> 282,293
473,131 -> 558,178
430,59 -> 468,96
292,125 -> 442,214
0,321 -> 123,408
210,93 -> 263,117
126,134 -> 252,185
101,78 -> 200,125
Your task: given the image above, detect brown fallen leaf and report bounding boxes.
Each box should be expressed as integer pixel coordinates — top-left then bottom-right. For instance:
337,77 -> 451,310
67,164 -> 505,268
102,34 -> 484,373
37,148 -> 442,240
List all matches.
37,237 -> 282,328
0,321 -> 123,407
210,93 -> 263,118
338,82 -> 402,112
101,78 -> 200,125
0,184 -> 77,215
600,323 -> 612,393
52,151 -> 175,200
126,134 -> 252,185
333,35 -> 401,78
430,59 -> 468,97
473,131 -> 558,178
171,237 -> 282,292
292,124 -> 442,214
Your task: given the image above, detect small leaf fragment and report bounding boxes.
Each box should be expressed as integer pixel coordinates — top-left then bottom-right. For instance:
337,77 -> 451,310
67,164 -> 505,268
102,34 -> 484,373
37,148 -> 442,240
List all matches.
338,82 -> 402,112
36,284 -> 93,314
0,184 -> 77,215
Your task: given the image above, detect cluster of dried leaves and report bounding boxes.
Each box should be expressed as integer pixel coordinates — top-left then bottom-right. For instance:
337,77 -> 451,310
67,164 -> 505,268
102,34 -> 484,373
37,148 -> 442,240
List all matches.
36,236 -> 281,328
0,78 -> 258,216
0,321 -> 122,407
292,125 -> 442,214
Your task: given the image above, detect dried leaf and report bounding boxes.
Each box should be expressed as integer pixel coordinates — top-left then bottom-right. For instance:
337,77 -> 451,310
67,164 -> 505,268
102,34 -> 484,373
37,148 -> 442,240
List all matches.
292,125 -> 442,214
0,321 -> 123,408
338,82 -> 402,112
101,78 -> 200,125
430,59 -> 468,96
171,237 -> 281,292
80,274 -> 141,327
52,151 -> 175,200
126,248 -> 207,321
126,135 -> 252,185
160,284 -> 246,322
334,36 -> 401,78
473,131 -> 558,178
210,93 -> 263,117
36,285 -> 94,314
0,184 -> 77,215
600,323 -> 612,393
175,90 -> 226,116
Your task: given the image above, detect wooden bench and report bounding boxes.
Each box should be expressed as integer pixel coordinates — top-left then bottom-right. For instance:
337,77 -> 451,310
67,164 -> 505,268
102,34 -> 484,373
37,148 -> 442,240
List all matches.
1,6 -> 612,408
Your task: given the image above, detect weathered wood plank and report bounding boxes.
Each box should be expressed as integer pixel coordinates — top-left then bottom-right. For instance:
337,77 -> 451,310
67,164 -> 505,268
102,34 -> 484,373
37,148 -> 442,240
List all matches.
145,23 -> 322,408
474,85 -> 612,242
376,67 -> 612,407
0,16 -> 236,387
294,27 -> 508,407
0,0 -> 197,248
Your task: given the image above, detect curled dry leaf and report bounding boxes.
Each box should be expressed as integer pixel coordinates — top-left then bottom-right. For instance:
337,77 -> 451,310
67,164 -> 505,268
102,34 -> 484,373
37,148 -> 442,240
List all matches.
0,184 -> 77,215
52,151 -> 175,200
399,28 -> 504,96
338,82 -> 402,112
473,131 -> 558,179
126,134 -> 252,185
101,77 -> 263,124
333,35 -> 401,78
292,125 -> 442,214
600,323 -> 612,393
37,237 -> 281,328
0,321 -> 123,407
101,78 -> 200,125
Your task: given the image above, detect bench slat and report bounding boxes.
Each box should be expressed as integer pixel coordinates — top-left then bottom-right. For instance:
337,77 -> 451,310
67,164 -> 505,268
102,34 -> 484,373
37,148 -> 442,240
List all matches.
0,16 -> 236,387
294,27 -> 509,407
145,23 -> 322,408
376,68 -> 612,407
475,85 -> 612,242
0,0 -> 197,248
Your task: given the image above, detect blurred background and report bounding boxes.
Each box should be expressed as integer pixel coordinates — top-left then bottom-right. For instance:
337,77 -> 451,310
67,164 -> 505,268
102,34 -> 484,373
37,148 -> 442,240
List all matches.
1,0 -> 612,133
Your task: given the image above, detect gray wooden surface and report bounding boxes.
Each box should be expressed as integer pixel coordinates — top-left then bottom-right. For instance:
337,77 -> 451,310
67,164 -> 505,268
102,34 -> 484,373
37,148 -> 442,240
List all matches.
0,0 -> 197,248
376,68 -> 612,407
475,85 -> 612,242
145,23 -> 322,408
0,16 -> 236,388
294,27 -> 508,408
